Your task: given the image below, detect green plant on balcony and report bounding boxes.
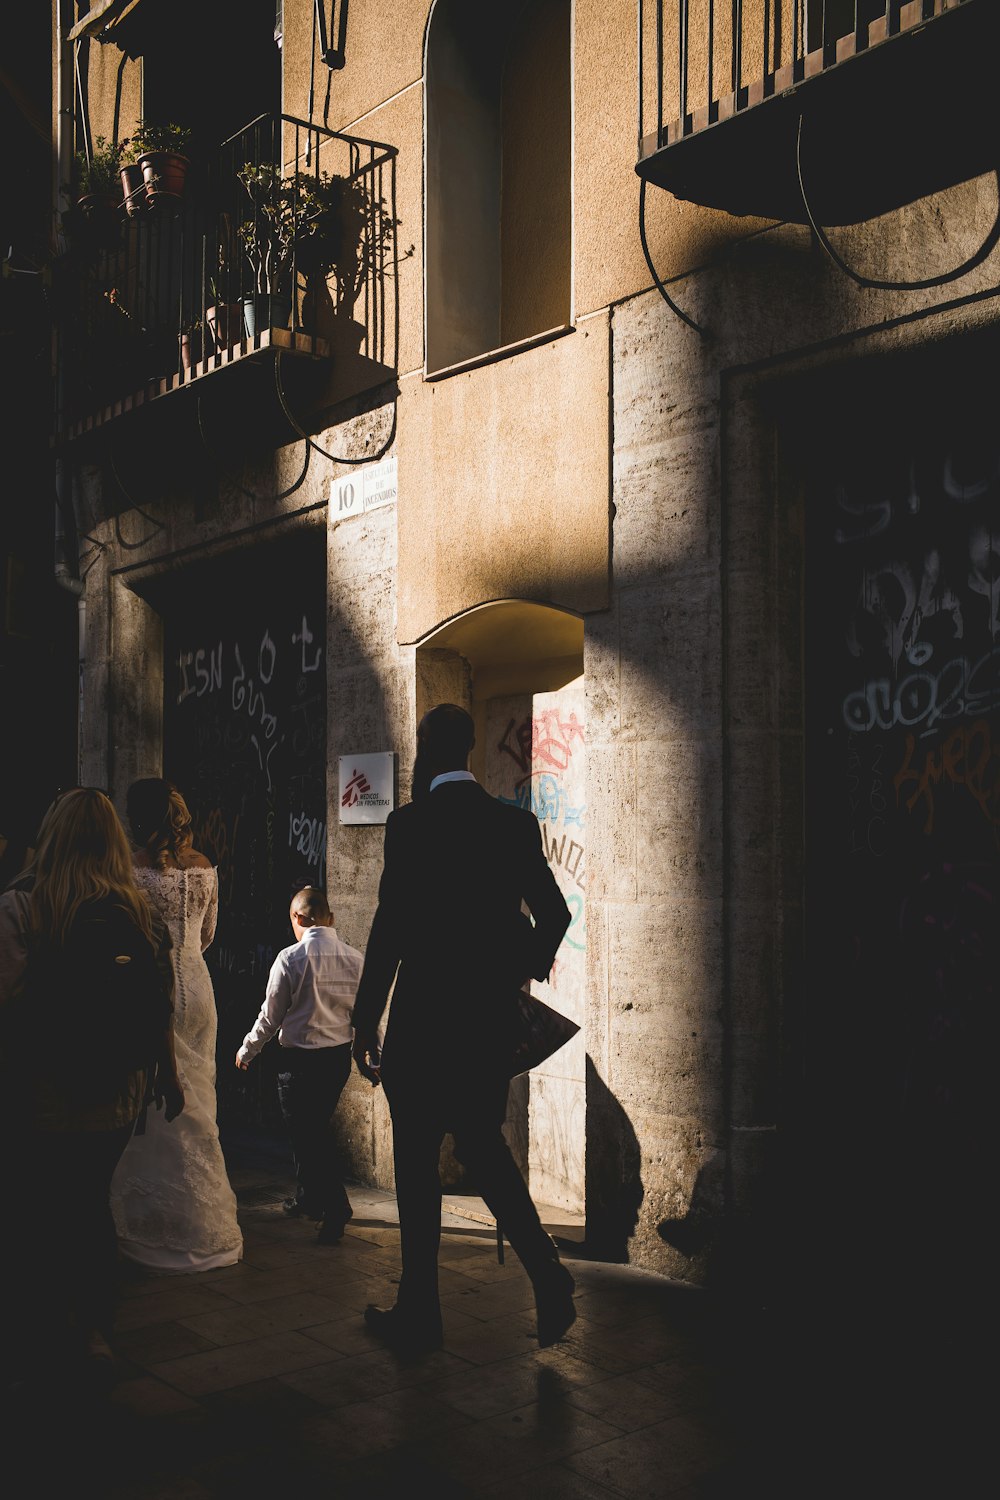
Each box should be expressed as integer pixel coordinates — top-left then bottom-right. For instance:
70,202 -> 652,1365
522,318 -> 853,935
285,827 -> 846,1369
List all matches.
237,162 -> 392,336
237,163 -> 299,298
128,120 -> 192,156
204,212 -> 242,352
128,120 -> 193,204
72,136 -> 129,203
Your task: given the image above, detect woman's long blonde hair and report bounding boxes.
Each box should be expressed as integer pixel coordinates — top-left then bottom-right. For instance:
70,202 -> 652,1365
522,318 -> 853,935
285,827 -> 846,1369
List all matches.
28,788 -> 154,945
126,778 -> 194,870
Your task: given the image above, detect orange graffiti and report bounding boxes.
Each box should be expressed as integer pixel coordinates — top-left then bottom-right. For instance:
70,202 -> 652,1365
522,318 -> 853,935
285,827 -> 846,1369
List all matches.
893,720 -> 1000,835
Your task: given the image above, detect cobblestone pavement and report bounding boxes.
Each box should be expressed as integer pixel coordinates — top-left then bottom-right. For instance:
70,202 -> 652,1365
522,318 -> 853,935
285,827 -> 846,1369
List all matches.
1,1129 -> 968,1498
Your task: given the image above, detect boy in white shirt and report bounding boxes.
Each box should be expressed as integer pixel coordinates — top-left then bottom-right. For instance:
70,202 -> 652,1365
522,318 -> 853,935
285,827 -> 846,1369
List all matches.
236,887 -> 362,1243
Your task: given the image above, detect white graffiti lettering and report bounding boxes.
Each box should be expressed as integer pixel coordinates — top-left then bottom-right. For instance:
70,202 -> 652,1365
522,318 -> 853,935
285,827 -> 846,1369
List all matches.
841,646 -> 1000,734
289,810 -> 326,873
292,615 -> 322,673
968,526 -> 1000,638
178,643 -> 224,704
846,553 -> 964,668
250,731 -> 279,791
176,651 -> 196,705
258,629 -> 276,685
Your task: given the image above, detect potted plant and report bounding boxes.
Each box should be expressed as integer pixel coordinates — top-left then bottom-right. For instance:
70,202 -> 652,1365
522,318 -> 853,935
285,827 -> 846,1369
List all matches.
118,141 -> 145,220
301,170 -> 398,350
179,315 -> 203,377
237,163 -> 379,338
66,137 -> 129,246
237,162 -> 296,336
73,136 -> 129,209
130,120 -> 192,206
205,213 -> 242,354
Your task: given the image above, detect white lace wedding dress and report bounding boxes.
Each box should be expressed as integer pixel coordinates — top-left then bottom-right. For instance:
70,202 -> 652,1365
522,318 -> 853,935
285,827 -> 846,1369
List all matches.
111,864 -> 243,1272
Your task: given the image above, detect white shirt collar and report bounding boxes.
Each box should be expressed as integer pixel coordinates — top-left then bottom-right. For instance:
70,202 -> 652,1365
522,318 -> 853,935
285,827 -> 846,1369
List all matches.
429,770 -> 477,792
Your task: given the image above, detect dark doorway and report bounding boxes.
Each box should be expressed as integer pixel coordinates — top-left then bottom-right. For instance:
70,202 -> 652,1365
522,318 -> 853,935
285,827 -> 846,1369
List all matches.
802,351 -> 998,1223
160,528 -> 327,1133
794,340 -> 998,1455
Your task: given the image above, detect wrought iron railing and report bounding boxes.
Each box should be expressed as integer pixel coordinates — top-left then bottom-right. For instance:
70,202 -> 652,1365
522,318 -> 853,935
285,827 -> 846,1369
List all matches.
638,1 -> 965,157
55,114 -> 397,432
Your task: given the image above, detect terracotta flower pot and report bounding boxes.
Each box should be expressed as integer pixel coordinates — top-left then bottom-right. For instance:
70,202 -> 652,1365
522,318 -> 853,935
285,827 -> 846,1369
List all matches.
119,163 -> 146,218
138,150 -> 190,205
206,302 -> 242,353
180,329 -> 203,376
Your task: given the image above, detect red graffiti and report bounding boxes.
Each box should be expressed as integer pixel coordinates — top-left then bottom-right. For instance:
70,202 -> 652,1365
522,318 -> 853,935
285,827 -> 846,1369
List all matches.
499,709 -> 584,775
893,720 -> 1000,837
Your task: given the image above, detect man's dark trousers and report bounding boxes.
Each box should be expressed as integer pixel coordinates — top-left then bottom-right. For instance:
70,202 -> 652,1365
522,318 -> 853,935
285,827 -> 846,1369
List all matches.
275,1043 -> 352,1221
381,1054 -> 558,1318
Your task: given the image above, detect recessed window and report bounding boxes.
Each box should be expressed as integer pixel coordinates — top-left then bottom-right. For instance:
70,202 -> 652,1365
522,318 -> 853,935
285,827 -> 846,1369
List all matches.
425,0 -> 571,376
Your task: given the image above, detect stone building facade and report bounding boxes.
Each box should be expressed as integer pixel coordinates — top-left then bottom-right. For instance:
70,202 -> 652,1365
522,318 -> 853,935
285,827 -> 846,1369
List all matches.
50,0 -> 997,1302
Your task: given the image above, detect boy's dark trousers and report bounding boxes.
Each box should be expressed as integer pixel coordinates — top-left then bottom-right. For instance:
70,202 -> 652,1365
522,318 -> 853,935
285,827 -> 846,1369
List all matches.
275,1043 -> 353,1224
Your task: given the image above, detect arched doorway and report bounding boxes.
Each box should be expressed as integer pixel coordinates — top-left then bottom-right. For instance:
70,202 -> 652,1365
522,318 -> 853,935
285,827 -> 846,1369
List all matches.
416,599 -> 585,1213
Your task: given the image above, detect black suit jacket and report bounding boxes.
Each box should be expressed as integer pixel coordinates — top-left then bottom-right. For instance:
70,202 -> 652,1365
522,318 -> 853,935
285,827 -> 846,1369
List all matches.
353,780 -> 571,1063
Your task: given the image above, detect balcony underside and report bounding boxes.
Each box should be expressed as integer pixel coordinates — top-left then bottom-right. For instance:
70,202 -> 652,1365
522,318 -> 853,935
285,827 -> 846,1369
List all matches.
637,2 -> 999,226
62,326 -> 329,446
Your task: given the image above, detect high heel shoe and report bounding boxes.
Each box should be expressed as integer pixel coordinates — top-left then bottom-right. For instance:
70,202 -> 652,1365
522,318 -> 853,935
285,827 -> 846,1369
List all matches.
532,1261 -> 576,1347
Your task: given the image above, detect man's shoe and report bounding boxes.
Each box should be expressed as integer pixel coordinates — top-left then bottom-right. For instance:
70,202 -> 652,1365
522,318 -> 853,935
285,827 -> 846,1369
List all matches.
317,1209 -> 353,1244
363,1303 -> 443,1352
533,1262 -> 576,1347
283,1198 -> 323,1220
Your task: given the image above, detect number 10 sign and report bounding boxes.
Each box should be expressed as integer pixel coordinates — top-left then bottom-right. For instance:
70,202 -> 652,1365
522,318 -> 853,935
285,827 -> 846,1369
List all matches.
331,457 -> 397,523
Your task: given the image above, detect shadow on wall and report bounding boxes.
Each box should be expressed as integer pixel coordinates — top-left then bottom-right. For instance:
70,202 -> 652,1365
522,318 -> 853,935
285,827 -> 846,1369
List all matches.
555,1055 -> 643,1263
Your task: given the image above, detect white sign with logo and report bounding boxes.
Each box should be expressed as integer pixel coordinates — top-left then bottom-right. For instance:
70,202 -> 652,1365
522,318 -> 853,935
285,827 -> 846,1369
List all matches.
338,752 -> 395,825
330,456 -> 397,523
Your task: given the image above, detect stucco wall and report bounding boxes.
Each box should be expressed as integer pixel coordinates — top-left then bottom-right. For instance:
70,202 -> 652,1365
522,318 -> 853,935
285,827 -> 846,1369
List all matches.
396,315 -> 611,642
283,0 -> 429,134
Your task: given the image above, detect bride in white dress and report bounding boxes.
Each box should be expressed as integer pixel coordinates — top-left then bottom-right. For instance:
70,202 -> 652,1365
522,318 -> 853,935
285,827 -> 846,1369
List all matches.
111,779 -> 243,1273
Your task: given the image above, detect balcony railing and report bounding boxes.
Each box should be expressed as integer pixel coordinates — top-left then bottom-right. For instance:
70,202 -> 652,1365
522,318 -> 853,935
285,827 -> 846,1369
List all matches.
636,1 -> 998,225
55,114 -> 397,441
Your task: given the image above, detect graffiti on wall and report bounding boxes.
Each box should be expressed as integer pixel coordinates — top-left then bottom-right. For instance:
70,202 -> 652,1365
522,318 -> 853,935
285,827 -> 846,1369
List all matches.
808,416 -> 998,1164
497,708 -> 587,972
486,682 -> 586,1214
163,541 -> 326,1127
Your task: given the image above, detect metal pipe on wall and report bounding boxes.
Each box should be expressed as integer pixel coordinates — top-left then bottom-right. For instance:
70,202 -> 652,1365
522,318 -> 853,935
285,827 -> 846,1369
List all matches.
55,1 -> 85,784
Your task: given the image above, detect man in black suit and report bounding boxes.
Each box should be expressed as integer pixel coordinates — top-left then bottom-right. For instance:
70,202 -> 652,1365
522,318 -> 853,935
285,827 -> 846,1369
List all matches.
352,702 -> 575,1352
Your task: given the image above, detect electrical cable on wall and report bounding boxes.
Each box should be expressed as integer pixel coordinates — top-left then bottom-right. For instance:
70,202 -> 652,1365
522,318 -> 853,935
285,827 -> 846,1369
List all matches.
77,528 -> 108,579
305,0 -> 318,164
796,114 -> 1000,292
638,177 -> 710,336
195,388 -> 314,502
273,349 -> 397,465
107,442 -> 167,549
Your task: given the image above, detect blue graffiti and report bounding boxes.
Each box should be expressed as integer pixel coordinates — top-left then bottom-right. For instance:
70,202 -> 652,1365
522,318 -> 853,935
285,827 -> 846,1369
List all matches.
499,773 -> 585,827
563,892 -> 585,950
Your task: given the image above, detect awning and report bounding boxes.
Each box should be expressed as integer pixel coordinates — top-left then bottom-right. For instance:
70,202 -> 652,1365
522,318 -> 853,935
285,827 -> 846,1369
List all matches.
67,0 -> 153,50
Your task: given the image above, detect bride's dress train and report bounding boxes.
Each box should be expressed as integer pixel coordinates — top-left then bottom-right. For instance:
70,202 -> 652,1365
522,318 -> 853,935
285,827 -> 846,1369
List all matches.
112,865 -> 242,1273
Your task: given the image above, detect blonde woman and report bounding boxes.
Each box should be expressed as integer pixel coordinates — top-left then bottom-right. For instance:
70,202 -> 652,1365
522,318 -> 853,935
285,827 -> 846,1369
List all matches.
0,788 -> 182,1385
111,778 -> 243,1273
